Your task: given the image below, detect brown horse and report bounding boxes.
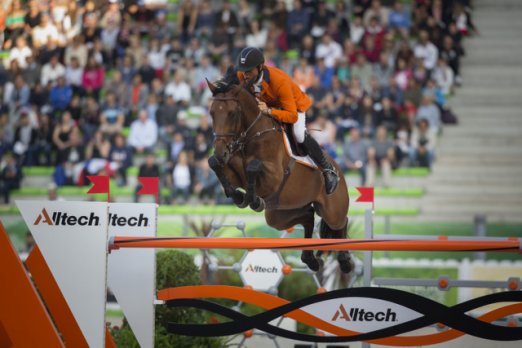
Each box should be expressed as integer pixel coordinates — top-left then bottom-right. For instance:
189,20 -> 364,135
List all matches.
206,68 -> 353,273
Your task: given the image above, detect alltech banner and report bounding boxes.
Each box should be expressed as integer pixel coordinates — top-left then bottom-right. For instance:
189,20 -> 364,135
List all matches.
107,203 -> 156,348
158,285 -> 522,346
17,201 -> 109,348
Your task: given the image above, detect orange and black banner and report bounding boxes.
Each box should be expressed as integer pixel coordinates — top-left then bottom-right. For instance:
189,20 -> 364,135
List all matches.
158,285 -> 522,346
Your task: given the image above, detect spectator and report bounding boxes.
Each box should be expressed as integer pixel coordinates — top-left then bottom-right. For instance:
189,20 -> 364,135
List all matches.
358,95 -> 377,137
381,34 -> 396,68
309,113 -> 337,159
326,76 -> 346,117
193,132 -> 209,162
404,77 -> 422,108
0,153 -> 23,204
376,97 -> 399,134
145,93 -> 159,123
63,1 -> 82,42
64,34 -> 88,68
85,129 -> 110,160
416,94 -> 441,133
66,96 -> 82,125
53,112 -> 75,164
208,24 -> 229,62
164,71 -> 191,107
119,55 -> 136,85
194,155 -> 219,205
361,35 -> 380,63
409,118 -> 436,168
383,76 -> 404,108
81,97 -> 100,142
105,71 -> 128,107
0,114 -> 14,158
166,37 -> 184,73
312,0 -> 334,34
394,57 -> 412,90
343,38 -> 360,66
109,133 -> 133,186
293,58 -> 314,91
367,125 -> 394,187
170,150 -> 192,205
59,129 -> 84,185
299,34 -> 316,66
184,37 -> 206,65
83,13 -> 102,49
397,39 -> 415,68
363,17 -> 385,51
363,0 -> 389,28
422,79 -> 445,108
65,57 -> 83,95
336,56 -> 350,86
314,58 -> 334,88
413,57 -> 428,87
127,74 -> 149,118
351,54 -> 373,88
366,77 -> 383,103
315,34 -> 342,69
306,75 -> 329,111
126,36 -> 144,69
348,76 -> 366,104
166,132 -> 185,167
27,113 -> 53,166
194,56 -> 219,94
38,37 -> 60,66
373,52 -> 394,87
339,127 -> 367,186
138,54 -> 156,86
333,96 -> 359,142
196,113 -> 213,148
148,38 -> 166,81
100,92 -> 125,137
451,3 -> 478,36
24,1 -> 41,38
21,55 -> 41,89
4,0 -> 27,48
50,76 -> 73,114
414,30 -> 438,72
440,35 -> 461,86
350,16 -> 365,45
157,95 -> 178,144
176,0 -> 195,44
433,58 -> 454,95
9,75 -> 30,111
334,1 -> 350,36
287,0 -> 309,48
47,182 -> 64,201
388,1 -> 410,38
41,54 -> 65,87
193,0 -> 215,38
32,13 -> 58,50
13,112 -> 37,163
9,37 -> 32,69
29,82 -> 48,110
128,109 -> 158,154
100,0 -> 121,31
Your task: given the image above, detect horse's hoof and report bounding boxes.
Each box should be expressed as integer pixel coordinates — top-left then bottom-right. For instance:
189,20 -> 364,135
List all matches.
307,258 -> 320,272
339,258 -> 354,274
250,198 -> 265,213
235,196 -> 249,209
315,257 -> 324,270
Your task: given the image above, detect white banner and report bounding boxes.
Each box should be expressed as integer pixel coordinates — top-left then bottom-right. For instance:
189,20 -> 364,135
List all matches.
108,203 -> 157,348
301,297 -> 422,333
239,250 -> 284,292
17,200 -> 109,348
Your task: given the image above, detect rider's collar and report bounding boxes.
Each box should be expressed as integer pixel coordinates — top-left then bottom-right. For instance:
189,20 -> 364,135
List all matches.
262,67 -> 270,83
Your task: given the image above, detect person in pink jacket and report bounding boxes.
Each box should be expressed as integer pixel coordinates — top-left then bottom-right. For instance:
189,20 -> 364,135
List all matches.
82,56 -> 105,101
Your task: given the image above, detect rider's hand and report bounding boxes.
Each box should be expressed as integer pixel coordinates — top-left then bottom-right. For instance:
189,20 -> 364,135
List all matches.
256,97 -> 270,116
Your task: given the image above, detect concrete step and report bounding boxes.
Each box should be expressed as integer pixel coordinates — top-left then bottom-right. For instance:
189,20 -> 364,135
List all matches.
442,127 -> 522,137
436,145 -> 521,156
420,202 -> 522,215
428,175 -> 522,185
414,212 -> 522,223
436,156 -> 522,166
436,137 -> 522,147
421,194 -> 522,205
425,183 -> 522,195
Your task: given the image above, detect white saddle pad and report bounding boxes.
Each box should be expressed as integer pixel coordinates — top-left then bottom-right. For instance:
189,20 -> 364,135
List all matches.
282,131 -> 317,169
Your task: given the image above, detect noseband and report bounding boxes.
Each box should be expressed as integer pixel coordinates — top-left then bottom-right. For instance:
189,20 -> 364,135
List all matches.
212,96 -> 281,159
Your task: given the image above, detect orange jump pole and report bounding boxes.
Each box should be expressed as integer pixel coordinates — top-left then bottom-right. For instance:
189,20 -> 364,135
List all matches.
111,237 -> 521,253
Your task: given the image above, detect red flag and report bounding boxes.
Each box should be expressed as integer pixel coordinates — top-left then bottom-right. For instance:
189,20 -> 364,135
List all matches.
137,177 -> 159,204
87,175 -> 110,202
355,187 -> 374,210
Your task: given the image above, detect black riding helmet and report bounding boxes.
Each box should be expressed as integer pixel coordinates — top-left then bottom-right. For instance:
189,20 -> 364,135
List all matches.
236,47 -> 265,72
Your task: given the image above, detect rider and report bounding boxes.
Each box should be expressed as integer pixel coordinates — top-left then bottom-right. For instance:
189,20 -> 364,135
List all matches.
236,47 -> 339,195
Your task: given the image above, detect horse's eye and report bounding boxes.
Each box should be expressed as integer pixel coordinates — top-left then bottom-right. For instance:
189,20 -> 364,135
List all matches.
229,112 -> 236,118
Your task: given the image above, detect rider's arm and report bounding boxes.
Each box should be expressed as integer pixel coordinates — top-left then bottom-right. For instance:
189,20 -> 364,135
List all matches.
271,83 -> 298,123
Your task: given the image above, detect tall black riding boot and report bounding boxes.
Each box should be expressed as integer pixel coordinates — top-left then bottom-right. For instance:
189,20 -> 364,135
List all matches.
301,131 -> 339,195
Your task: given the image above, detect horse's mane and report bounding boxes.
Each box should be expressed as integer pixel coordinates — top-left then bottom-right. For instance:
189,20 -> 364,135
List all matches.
212,66 -> 256,99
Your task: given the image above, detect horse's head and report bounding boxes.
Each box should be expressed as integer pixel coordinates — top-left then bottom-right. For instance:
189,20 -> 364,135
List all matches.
207,66 -> 258,165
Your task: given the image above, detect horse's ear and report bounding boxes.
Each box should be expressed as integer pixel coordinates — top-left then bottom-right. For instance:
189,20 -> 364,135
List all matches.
206,79 -> 216,94
231,80 -> 245,96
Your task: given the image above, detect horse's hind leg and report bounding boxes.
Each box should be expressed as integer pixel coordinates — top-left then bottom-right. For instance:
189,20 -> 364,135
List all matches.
245,159 -> 265,212
208,156 -> 247,208
265,205 -> 323,272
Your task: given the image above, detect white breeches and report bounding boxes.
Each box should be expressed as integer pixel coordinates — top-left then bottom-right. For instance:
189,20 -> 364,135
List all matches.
293,112 -> 307,143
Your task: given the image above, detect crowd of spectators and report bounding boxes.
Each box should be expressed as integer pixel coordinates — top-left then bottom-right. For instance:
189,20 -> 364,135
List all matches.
0,0 -> 474,204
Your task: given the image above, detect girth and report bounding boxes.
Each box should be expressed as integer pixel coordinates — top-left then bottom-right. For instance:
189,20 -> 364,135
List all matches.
263,157 -> 296,210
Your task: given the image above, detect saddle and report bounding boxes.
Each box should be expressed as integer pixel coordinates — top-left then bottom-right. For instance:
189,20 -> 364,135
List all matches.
282,123 -> 307,157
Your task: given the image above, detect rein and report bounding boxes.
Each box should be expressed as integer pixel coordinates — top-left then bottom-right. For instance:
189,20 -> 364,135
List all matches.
212,96 -> 282,160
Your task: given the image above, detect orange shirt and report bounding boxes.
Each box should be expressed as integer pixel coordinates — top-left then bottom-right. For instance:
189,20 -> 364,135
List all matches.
238,66 -> 312,124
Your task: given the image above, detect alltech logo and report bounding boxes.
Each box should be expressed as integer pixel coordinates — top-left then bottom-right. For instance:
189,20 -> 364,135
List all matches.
34,208 -> 150,227
331,304 -> 397,322
34,208 -> 100,226
244,264 -> 278,273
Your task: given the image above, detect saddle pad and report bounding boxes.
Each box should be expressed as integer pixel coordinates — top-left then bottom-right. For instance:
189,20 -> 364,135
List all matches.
282,131 -> 317,169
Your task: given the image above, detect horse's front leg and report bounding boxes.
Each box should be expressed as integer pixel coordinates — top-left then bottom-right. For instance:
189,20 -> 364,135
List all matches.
245,159 -> 265,212
208,156 -> 248,208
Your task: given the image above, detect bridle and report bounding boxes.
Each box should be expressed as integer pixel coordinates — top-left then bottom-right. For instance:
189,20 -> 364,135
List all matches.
212,96 -> 282,160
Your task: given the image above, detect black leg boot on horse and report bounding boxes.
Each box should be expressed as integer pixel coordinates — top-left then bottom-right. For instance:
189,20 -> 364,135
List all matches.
301,131 -> 340,196
245,159 -> 265,212
208,156 -> 248,208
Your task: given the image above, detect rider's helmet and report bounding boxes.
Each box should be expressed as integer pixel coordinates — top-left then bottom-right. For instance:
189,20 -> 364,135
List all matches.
236,47 -> 265,72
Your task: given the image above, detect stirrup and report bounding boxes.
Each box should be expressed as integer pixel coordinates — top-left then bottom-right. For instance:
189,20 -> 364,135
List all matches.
322,168 -> 340,180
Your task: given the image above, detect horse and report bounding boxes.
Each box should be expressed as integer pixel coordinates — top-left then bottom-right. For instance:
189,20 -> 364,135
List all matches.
206,67 -> 353,273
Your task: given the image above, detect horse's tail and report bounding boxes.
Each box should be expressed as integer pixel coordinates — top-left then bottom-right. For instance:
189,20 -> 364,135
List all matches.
318,217 -> 348,240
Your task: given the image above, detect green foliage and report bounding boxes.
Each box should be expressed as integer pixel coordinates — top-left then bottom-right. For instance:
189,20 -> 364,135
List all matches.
111,250 -> 226,348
